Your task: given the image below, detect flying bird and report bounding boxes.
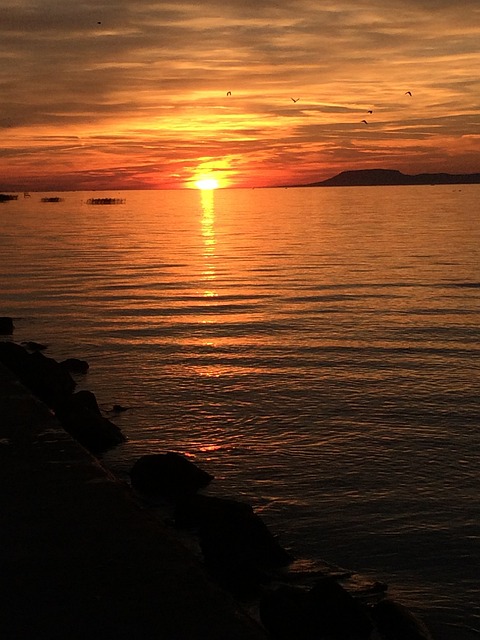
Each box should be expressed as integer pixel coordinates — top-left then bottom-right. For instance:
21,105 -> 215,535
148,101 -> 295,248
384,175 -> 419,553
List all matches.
226,91 -> 231,96
361,120 -> 368,124
291,98 -> 299,103
405,91 -> 412,96
367,110 -> 373,114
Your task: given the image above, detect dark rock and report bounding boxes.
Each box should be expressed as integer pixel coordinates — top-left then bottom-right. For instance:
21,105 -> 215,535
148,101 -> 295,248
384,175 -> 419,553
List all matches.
259,586 -> 313,640
308,576 -> 373,639
0,342 -> 76,407
372,599 -> 433,640
0,342 -> 123,454
22,341 -> 48,351
28,350 -> 76,406
260,578 -> 372,640
0,341 -> 31,372
130,452 -> 214,499
183,493 -> 292,567
177,494 -> 293,596
57,389 -> 102,417
59,358 -> 89,374
0,317 -> 14,334
55,390 -> 126,454
174,493 -> 252,529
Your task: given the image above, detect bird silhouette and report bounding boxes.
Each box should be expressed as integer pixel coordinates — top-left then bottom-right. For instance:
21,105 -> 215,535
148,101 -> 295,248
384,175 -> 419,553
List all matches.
361,120 -> 368,124
367,110 -> 373,114
226,91 -> 231,96
405,91 -> 412,96
291,98 -> 299,103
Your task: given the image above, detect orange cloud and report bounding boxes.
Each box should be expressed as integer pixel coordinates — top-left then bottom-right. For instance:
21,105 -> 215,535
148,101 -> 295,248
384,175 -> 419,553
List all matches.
1,1 -> 479,190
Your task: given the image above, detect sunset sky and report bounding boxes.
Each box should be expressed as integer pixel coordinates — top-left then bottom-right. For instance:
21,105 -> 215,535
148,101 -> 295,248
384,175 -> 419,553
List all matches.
1,0 -> 479,190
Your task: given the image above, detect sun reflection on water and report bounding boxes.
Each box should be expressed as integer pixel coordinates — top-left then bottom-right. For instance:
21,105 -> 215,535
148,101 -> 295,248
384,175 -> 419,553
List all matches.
200,189 -> 218,299
201,189 -> 215,252
197,188 -> 223,379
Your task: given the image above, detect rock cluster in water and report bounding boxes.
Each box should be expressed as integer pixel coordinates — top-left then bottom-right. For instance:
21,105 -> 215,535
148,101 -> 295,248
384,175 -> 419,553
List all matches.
129,451 -> 434,639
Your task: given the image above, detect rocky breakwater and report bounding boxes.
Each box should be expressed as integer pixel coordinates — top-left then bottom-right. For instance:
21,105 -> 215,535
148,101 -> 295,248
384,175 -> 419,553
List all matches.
130,452 -> 435,639
0,317 -> 435,639
0,339 -> 125,455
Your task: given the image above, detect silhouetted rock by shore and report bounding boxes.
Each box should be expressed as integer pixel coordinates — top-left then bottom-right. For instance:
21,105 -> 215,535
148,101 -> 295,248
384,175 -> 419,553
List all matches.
259,577 -> 373,640
0,330 -> 436,639
59,357 -> 90,374
0,317 -> 14,334
130,452 -> 214,499
56,390 -> 125,454
372,598 -> 434,639
129,444 -> 434,636
21,340 -> 48,351
0,341 -> 76,407
175,493 -> 294,596
0,340 -> 125,453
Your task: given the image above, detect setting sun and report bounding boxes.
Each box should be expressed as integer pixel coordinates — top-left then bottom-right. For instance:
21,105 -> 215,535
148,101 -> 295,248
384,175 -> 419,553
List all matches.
195,177 -> 219,190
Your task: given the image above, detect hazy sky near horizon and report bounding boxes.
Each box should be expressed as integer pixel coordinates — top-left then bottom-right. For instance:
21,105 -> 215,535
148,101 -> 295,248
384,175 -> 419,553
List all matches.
1,0 -> 479,190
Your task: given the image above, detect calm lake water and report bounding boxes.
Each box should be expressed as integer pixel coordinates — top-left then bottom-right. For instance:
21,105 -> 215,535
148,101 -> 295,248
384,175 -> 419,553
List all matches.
1,185 -> 479,638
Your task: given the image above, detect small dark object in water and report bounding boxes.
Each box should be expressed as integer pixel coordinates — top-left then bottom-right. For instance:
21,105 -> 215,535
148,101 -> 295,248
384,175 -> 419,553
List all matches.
41,197 -> 64,202
86,197 -> 126,205
112,404 -> 128,413
0,193 -> 18,202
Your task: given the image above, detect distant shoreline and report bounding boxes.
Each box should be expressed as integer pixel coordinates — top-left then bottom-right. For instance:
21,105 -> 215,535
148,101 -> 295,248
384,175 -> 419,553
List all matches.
287,168 -> 480,188
2,168 -> 480,194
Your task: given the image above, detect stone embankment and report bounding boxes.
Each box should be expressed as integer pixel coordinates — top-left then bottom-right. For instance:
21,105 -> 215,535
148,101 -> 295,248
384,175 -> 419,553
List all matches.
0,316 -> 434,639
0,353 -> 267,639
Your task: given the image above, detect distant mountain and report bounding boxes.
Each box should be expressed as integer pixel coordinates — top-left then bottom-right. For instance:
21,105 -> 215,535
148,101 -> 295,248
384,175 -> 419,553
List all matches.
301,168 -> 480,187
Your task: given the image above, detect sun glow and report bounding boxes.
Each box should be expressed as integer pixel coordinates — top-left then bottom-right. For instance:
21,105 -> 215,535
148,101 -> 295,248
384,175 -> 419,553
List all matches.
195,177 -> 219,190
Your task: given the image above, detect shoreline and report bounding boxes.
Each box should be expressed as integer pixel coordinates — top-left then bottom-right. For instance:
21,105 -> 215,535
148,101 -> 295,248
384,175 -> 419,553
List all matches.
0,329 -> 435,639
0,359 -> 268,640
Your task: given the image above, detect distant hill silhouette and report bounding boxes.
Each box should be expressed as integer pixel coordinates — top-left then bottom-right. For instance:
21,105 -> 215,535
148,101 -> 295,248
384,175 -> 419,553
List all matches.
302,168 -> 480,187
